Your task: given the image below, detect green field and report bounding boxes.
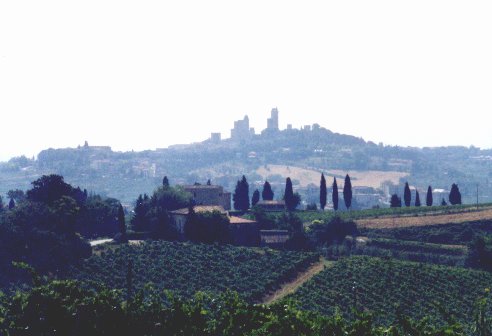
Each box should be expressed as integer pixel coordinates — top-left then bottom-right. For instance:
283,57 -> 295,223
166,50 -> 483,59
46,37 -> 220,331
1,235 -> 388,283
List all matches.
70,241 -> 319,302
289,256 -> 492,327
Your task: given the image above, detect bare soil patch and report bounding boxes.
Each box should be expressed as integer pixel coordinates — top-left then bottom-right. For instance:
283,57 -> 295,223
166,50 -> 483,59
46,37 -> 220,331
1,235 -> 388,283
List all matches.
356,208 -> 492,229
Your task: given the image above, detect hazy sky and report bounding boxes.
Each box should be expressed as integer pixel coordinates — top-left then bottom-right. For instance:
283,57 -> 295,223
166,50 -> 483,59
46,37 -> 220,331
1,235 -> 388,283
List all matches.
1,1 -> 491,161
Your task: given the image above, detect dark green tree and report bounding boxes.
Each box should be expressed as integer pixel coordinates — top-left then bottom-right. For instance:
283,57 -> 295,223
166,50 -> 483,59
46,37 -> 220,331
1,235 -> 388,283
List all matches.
7,189 -> 25,203
8,198 -> 15,210
131,194 -> 149,231
441,198 -> 447,206
320,173 -> 327,210
262,181 -> 274,201
449,183 -> 462,205
284,177 -> 297,211
390,194 -> 402,208
332,177 -> 339,211
426,186 -> 433,206
207,179 -> 212,186
415,190 -> 421,207
252,189 -> 260,207
162,176 -> 169,188
233,176 -> 249,211
0,195 -> 3,212
26,174 -> 85,206
117,204 -> 127,242
403,182 -> 411,207
343,174 -> 352,210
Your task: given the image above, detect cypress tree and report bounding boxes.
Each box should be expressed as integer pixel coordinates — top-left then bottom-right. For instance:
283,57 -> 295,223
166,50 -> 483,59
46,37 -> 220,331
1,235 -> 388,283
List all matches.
426,186 -> 433,206
117,204 -> 127,242
390,194 -> 402,208
207,179 -> 212,186
284,177 -> 296,211
449,183 -> 462,205
332,177 -> 339,211
320,173 -> 327,210
233,176 -> 250,211
162,176 -> 170,188
343,174 -> 352,210
262,181 -> 274,201
404,182 -> 411,207
415,190 -> 421,207
8,198 -> 15,210
233,181 -> 242,210
252,189 -> 260,207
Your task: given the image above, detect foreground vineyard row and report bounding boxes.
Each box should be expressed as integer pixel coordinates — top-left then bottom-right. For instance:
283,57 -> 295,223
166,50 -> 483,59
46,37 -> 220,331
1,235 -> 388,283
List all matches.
71,241 -> 319,302
289,256 -> 492,327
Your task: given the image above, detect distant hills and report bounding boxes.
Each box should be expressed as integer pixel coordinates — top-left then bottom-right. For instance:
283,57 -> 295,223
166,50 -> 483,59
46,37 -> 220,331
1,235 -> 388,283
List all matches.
1,124 -> 491,206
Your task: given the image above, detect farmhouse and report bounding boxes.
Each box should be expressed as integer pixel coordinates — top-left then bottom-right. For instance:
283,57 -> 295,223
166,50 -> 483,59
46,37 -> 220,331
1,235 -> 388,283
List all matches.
183,184 -> 231,210
229,216 -> 260,246
169,206 -> 260,246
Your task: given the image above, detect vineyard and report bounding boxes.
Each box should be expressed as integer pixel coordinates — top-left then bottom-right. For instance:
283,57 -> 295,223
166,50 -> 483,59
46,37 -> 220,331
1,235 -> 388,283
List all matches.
360,219 -> 492,245
70,241 -> 319,302
289,256 -> 492,327
261,203 -> 492,225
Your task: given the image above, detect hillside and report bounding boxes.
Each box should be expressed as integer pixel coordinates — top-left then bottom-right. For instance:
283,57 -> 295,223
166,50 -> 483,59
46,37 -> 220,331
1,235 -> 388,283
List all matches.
1,126 -> 491,205
289,256 -> 492,327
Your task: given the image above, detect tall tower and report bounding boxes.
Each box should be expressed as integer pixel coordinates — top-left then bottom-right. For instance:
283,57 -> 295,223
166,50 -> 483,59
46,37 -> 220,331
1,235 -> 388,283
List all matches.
267,108 -> 279,131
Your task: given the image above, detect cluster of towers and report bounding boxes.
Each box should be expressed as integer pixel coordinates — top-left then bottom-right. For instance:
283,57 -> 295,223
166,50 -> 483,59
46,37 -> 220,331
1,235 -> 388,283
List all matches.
229,108 -> 279,141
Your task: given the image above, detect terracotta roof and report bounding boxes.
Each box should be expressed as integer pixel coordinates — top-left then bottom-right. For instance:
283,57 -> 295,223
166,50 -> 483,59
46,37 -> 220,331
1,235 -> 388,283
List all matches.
229,216 -> 257,224
170,206 -> 227,215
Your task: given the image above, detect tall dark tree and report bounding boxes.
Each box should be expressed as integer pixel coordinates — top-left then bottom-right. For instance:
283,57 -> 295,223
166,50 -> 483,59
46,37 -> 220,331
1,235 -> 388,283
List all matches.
8,198 -> 15,210
233,176 -> 249,211
332,177 -> 339,211
320,173 -> 327,210
262,181 -> 274,201
26,174 -> 85,206
0,195 -> 4,212
117,204 -> 127,241
426,186 -> 433,206
284,177 -> 296,211
390,194 -> 402,208
206,179 -> 212,186
449,183 -> 462,205
252,189 -> 260,207
343,174 -> 352,210
7,189 -> 25,203
162,176 -> 169,188
441,198 -> 447,206
403,182 -> 411,207
415,190 -> 421,207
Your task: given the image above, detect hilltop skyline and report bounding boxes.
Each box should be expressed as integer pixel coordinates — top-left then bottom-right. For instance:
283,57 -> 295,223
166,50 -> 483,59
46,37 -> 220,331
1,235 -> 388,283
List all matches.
1,1 -> 491,161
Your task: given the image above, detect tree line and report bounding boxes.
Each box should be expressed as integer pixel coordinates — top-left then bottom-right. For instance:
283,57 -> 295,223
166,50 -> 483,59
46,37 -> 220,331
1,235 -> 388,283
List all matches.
390,182 -> 462,208
233,173 -> 354,212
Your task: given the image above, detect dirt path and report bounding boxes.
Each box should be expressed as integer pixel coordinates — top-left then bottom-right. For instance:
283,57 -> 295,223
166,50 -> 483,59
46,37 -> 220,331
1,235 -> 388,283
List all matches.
261,259 -> 331,305
356,208 -> 492,229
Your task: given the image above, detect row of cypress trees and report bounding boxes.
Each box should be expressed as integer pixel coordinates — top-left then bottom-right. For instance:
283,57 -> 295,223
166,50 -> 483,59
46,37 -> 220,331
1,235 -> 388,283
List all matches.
391,182 -> 462,208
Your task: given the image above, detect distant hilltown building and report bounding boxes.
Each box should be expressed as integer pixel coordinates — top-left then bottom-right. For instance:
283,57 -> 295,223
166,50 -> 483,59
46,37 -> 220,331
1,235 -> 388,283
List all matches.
267,108 -> 279,131
231,115 -> 255,141
210,132 -> 221,143
183,184 -> 231,210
